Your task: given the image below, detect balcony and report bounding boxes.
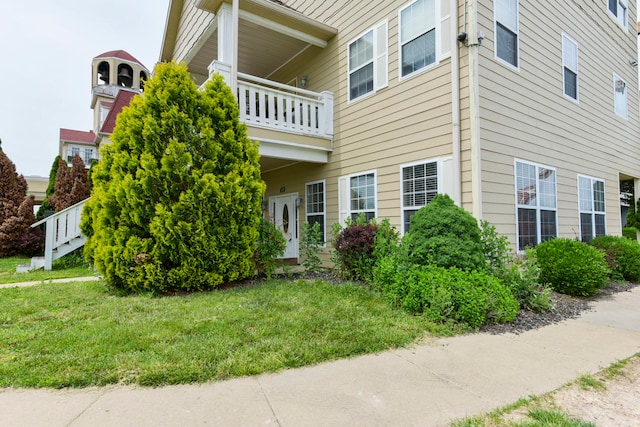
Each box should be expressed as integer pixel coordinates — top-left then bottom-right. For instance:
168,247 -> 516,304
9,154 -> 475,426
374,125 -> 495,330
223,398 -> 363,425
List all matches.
204,61 -> 334,168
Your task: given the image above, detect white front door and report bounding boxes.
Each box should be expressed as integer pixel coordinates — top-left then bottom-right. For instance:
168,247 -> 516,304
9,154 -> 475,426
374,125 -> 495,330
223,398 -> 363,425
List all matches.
270,193 -> 299,259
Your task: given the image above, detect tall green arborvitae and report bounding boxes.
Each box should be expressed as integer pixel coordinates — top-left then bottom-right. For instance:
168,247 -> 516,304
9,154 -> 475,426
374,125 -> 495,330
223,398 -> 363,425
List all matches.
82,62 -> 265,292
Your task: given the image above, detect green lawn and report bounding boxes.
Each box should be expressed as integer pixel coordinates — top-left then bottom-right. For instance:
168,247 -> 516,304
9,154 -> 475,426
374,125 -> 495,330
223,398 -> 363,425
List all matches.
0,278 -> 448,388
0,255 -> 96,285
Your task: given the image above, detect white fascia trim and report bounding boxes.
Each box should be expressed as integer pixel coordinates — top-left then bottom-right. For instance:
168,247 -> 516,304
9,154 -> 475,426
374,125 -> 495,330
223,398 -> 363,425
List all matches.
257,138 -> 329,163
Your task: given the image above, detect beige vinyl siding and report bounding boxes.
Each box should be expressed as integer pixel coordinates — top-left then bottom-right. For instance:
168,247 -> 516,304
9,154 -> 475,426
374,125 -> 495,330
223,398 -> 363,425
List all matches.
478,0 -> 640,245
172,0 -> 214,63
262,0 -> 459,232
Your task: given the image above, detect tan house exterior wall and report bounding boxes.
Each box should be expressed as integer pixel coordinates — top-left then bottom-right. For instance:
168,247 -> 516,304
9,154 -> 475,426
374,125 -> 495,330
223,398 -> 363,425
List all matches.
476,0 -> 640,246
164,0 -> 640,256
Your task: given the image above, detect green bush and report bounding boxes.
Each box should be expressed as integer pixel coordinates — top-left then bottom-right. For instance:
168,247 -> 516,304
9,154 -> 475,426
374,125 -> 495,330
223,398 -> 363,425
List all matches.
479,220 -> 513,274
622,227 -> 637,241
534,238 -> 609,296
300,221 -> 323,273
378,263 -> 519,328
254,217 -> 287,278
590,235 -> 640,282
406,194 -> 485,271
498,250 -> 553,312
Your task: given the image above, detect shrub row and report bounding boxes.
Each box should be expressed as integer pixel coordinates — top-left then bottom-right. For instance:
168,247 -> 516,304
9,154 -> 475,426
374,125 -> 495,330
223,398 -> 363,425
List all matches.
332,194 -> 640,327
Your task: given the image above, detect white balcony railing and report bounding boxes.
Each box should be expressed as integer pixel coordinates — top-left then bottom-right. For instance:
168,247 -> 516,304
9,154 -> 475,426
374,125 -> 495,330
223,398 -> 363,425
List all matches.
206,61 -> 334,140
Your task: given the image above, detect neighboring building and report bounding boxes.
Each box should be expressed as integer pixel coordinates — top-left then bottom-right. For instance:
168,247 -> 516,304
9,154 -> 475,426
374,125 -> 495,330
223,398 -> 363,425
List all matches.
59,50 -> 149,167
160,0 -> 640,259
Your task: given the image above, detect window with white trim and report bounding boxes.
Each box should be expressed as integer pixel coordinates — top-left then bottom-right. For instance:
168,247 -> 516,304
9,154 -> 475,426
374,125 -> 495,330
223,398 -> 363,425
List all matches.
495,0 -> 519,68
305,180 -> 326,243
614,74 -> 627,118
608,0 -> 628,28
515,160 -> 557,250
562,34 -> 578,101
399,0 -> 436,78
338,171 -> 377,224
401,160 -> 438,233
84,148 -> 95,165
348,21 -> 388,101
578,175 -> 606,242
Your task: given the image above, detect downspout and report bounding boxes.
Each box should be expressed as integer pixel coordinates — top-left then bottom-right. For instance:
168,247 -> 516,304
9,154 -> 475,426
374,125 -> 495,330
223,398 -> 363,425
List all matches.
467,0 -> 483,219
231,0 -> 239,94
451,0 -> 461,206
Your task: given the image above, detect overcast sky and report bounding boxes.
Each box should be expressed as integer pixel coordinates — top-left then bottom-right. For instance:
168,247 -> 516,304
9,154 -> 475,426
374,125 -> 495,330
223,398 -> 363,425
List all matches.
0,0 -> 171,177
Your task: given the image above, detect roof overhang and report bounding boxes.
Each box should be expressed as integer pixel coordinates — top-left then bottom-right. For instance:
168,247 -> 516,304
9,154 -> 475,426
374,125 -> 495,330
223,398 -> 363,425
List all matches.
195,0 -> 337,43
161,0 -> 337,80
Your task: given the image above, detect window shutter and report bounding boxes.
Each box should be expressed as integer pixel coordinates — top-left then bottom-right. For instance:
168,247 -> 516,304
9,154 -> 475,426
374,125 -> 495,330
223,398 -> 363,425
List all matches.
338,176 -> 350,226
439,0 -> 451,59
441,157 -> 454,197
374,21 -> 388,90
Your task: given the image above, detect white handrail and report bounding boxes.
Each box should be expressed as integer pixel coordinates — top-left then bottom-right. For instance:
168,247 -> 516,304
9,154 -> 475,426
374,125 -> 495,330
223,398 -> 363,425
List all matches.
32,198 -> 89,270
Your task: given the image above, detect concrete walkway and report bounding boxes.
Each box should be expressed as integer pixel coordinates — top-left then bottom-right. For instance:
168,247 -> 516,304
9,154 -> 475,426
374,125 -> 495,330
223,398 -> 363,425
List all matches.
1,286 -> 639,427
0,276 -> 101,289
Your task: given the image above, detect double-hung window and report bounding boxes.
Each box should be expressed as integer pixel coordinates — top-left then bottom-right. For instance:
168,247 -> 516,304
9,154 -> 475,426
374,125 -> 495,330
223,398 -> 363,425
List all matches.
614,74 -> 627,118
305,180 -> 326,244
401,160 -> 439,233
608,0 -> 628,28
84,148 -> 94,165
562,34 -> 578,101
348,22 -> 388,101
578,175 -> 606,242
515,160 -> 557,251
495,0 -> 519,68
399,0 -> 436,78
338,171 -> 377,224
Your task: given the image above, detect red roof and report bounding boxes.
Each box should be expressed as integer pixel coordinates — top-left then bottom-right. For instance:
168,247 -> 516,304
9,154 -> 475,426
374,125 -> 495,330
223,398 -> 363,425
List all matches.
100,90 -> 137,135
59,129 -> 96,144
95,50 -> 146,68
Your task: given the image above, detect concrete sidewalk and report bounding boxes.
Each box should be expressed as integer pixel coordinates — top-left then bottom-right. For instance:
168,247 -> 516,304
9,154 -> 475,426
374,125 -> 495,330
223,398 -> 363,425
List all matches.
0,276 -> 101,289
1,287 -> 639,427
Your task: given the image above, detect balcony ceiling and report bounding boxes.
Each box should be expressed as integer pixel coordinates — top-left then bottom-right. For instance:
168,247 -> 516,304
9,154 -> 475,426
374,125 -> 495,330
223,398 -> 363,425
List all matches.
185,0 -> 336,83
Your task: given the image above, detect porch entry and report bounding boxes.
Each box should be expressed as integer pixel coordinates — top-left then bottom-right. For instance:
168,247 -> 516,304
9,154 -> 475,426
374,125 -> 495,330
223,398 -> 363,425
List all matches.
269,193 -> 299,259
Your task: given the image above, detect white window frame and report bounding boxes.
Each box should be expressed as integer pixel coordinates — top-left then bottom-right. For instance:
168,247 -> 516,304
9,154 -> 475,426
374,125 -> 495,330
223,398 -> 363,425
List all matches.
562,33 -> 579,102
494,0 -> 520,70
398,0 -> 439,80
338,170 -> 377,225
400,158 -> 442,234
514,159 -> 558,251
613,73 -> 628,119
347,21 -> 388,103
608,0 -> 628,29
305,179 -> 326,246
578,175 -> 606,242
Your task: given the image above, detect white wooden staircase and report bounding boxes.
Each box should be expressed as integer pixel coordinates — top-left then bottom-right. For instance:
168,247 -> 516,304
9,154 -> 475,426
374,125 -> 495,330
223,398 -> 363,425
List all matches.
30,199 -> 88,270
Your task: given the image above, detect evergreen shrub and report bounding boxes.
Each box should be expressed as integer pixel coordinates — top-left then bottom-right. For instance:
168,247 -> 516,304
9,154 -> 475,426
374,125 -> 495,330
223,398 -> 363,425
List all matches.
82,63 -> 265,292
406,194 -> 485,271
590,235 -> 640,282
534,238 -> 609,296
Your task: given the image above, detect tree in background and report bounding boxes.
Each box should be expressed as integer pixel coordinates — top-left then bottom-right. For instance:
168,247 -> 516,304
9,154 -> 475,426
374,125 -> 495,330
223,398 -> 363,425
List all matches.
50,155 -> 90,212
0,149 -> 43,256
36,155 -> 63,220
82,62 -> 265,293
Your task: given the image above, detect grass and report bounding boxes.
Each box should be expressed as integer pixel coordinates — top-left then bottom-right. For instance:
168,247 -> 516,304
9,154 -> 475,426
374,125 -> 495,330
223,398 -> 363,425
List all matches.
0,254 -> 95,285
0,278 -> 448,388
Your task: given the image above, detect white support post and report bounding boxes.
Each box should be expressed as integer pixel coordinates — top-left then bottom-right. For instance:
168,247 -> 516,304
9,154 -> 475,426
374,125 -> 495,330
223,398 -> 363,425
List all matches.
43,217 -> 55,271
321,91 -> 334,137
